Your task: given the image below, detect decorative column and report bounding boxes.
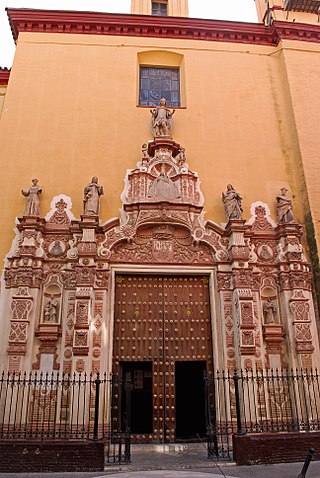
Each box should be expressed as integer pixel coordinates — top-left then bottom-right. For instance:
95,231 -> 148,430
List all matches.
277,222 -> 318,369
227,219 -> 256,370
4,216 -> 45,372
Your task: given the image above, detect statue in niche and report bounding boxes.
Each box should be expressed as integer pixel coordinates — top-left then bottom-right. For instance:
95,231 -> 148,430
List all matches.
83,177 -> 104,215
276,188 -> 294,224
222,184 -> 243,221
148,164 -> 180,200
263,298 -> 277,324
21,178 -> 42,216
150,98 -> 175,137
43,298 -> 59,323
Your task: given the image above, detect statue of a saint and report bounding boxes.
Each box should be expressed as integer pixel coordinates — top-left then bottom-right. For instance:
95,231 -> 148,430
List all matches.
276,188 -> 294,224
263,298 -> 277,324
22,178 -> 42,216
43,298 -> 58,323
150,98 -> 175,137
83,177 -> 104,215
148,168 -> 180,200
222,184 -> 243,221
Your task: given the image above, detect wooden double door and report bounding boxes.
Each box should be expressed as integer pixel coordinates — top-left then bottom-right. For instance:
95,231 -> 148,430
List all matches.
112,275 -> 213,443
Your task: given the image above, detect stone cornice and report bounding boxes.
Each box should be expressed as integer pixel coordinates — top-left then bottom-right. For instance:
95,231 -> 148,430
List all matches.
6,8 -> 320,48
0,68 -> 10,85
274,20 -> 320,43
6,8 -> 278,46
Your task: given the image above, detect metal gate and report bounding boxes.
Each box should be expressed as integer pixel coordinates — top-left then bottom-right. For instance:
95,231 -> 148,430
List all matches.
112,275 -> 213,443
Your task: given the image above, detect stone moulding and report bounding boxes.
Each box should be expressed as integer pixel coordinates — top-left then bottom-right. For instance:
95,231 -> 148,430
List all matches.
2,9 -> 282,47
6,8 -> 320,47
0,68 -> 10,85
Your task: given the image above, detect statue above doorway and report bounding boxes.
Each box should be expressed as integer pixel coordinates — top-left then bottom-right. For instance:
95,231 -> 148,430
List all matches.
150,98 -> 175,137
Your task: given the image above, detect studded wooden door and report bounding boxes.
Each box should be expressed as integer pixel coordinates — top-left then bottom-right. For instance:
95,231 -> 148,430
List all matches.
112,275 -> 213,443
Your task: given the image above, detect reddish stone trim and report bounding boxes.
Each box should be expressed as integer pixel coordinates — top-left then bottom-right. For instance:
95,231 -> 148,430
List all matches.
233,432 -> 320,465
0,441 -> 105,473
0,68 -> 10,85
7,8 -> 320,48
271,5 -> 285,11
274,20 -> 320,43
6,8 -> 278,46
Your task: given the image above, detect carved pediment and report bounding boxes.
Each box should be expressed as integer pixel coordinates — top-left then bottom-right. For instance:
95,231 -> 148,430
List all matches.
122,138 -> 204,208
110,224 -> 215,265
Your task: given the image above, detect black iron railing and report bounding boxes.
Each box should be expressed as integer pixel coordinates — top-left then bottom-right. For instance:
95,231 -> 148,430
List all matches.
206,368 -> 320,459
1,368 -> 320,461
0,371 -> 131,463
284,0 -> 320,14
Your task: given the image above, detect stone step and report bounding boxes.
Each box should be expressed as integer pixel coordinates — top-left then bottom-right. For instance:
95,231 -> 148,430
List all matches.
131,442 -> 206,455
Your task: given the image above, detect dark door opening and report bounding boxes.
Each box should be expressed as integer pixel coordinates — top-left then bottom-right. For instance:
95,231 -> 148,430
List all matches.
121,362 -> 153,434
175,361 -> 207,440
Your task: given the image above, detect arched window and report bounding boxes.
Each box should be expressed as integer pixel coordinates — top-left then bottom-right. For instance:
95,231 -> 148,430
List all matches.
138,50 -> 185,107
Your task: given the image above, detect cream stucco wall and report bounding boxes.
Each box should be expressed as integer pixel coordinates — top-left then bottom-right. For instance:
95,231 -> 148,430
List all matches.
0,30 -> 318,273
0,86 -> 7,117
280,41 -> 320,255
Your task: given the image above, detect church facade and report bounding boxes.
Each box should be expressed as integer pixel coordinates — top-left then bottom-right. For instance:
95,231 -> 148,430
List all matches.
1,0 -> 320,443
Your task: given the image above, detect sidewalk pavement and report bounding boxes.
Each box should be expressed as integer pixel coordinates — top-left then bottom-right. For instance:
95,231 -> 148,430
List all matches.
0,442 -> 319,477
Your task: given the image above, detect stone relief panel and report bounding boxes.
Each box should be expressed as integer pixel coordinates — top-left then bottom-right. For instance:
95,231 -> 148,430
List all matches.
45,195 -> 75,225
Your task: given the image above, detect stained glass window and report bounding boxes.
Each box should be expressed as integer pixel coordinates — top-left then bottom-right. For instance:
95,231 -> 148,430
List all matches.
139,67 -> 180,107
152,1 -> 168,16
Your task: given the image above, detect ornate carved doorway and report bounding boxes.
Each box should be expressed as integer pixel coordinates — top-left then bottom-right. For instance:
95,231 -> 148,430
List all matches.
112,274 -> 213,443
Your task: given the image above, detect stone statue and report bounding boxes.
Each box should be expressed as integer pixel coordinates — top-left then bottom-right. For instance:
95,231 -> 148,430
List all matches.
83,177 -> 104,215
276,188 -> 294,224
222,184 -> 243,221
263,298 -> 277,324
150,98 -> 175,137
178,147 -> 186,165
149,165 -> 180,200
21,178 -> 42,216
43,298 -> 58,323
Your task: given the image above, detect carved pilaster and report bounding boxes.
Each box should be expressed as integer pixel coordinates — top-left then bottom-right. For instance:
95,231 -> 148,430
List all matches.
73,287 -> 91,356
7,287 -> 33,370
289,290 -> 314,356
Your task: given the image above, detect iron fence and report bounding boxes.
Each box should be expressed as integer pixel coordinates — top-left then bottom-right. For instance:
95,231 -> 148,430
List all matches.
0,371 -> 130,463
1,368 -> 320,461
205,368 -> 320,459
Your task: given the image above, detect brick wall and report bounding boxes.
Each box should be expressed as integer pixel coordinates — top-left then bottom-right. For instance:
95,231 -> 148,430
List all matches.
233,432 -> 320,465
0,441 -> 104,472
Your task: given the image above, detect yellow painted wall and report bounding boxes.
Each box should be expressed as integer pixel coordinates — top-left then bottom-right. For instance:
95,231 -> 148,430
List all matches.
0,86 -> 7,116
0,31 -> 318,272
281,41 -> 320,249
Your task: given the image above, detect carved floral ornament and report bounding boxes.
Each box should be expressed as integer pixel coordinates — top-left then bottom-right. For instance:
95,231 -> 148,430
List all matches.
9,111 -> 307,275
